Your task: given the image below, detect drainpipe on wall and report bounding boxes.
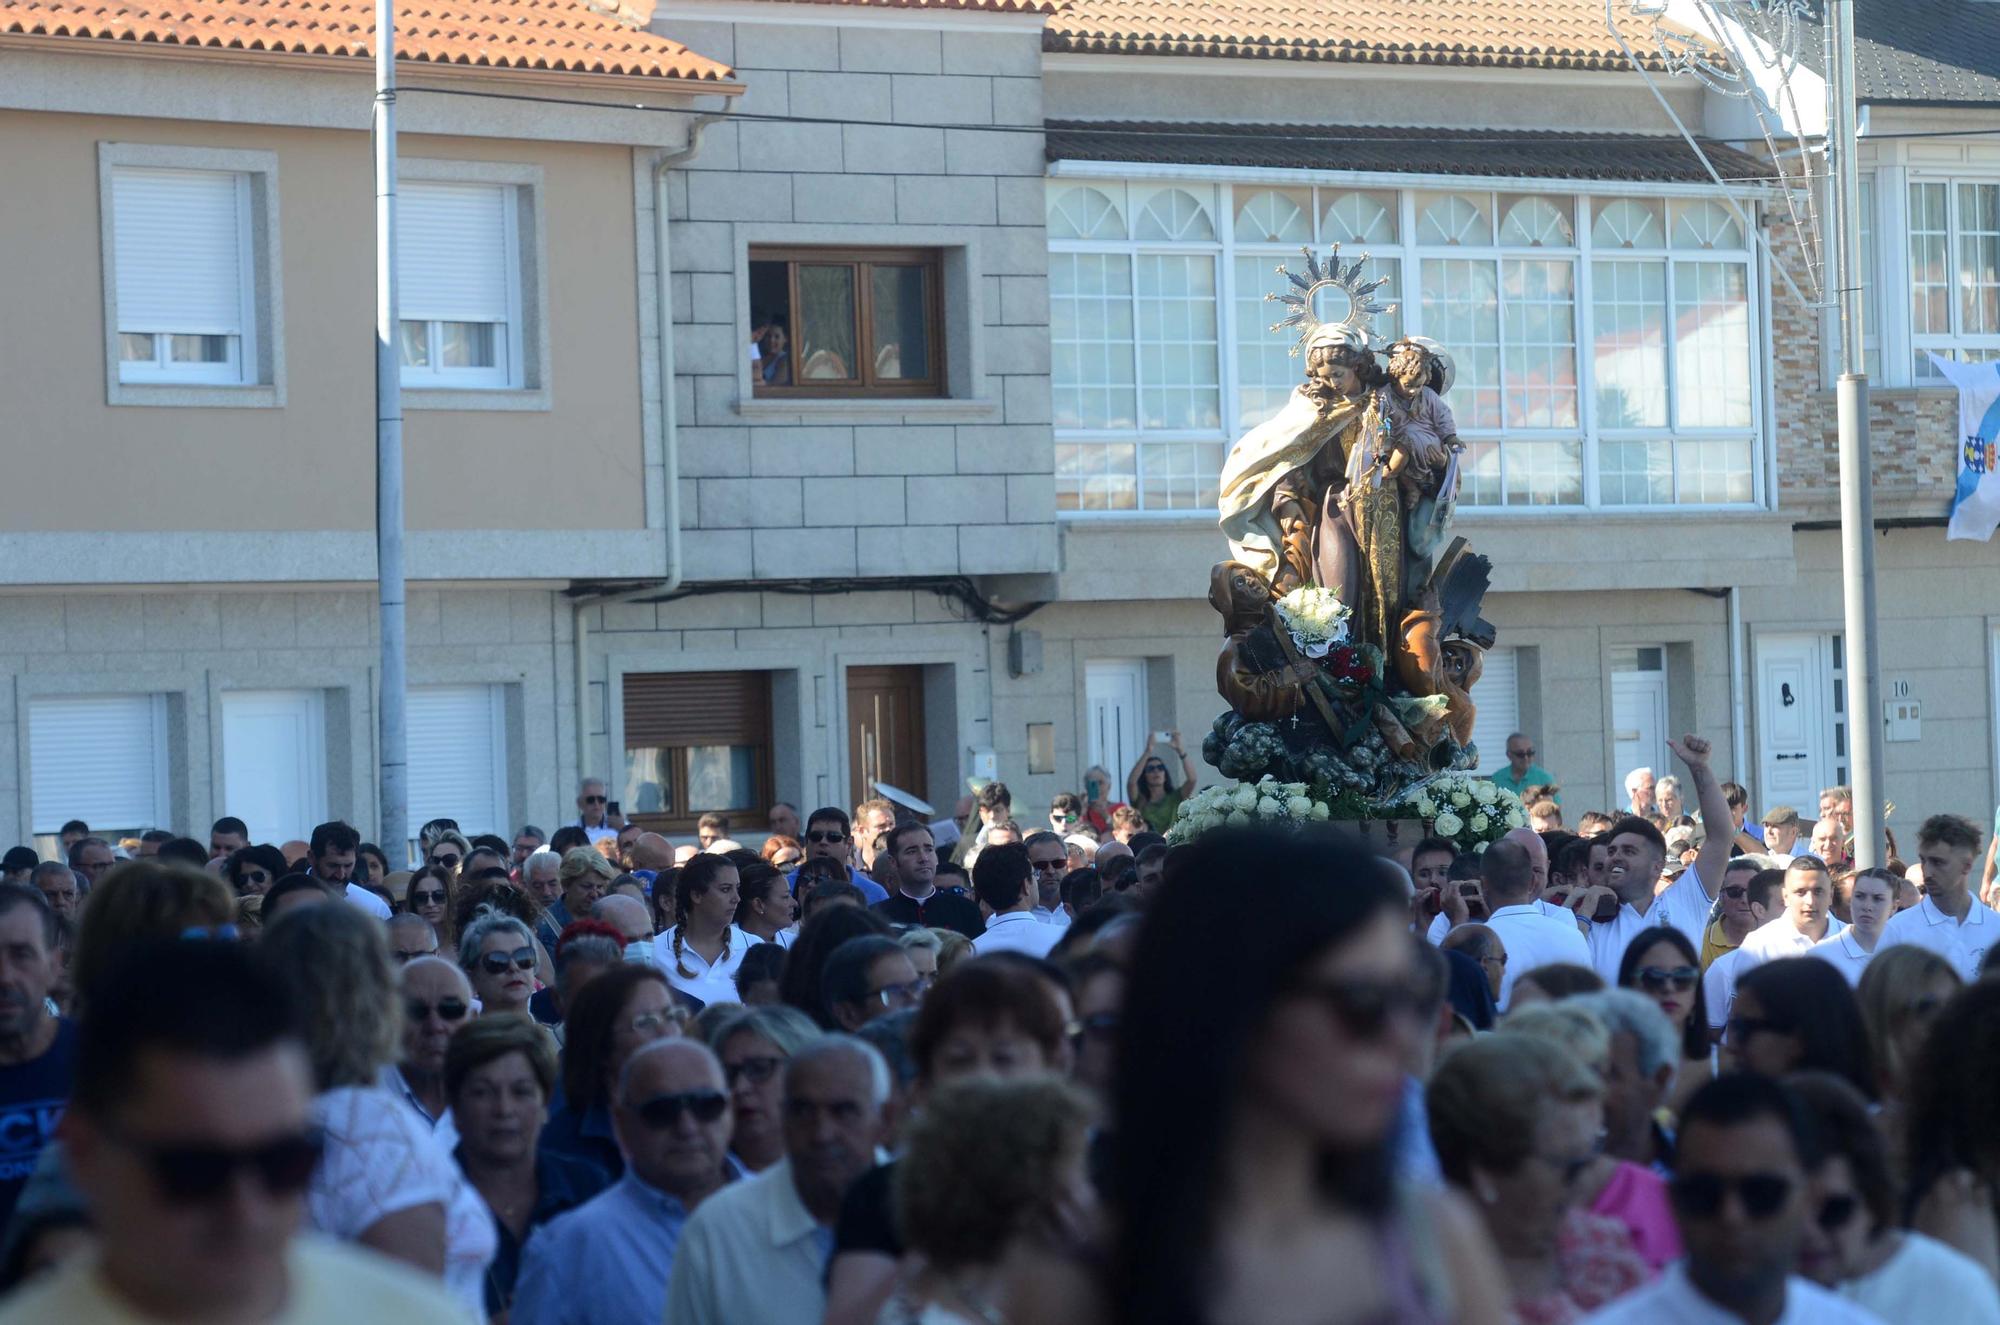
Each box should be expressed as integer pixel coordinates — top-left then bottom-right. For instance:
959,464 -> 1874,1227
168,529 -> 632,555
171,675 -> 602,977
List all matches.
571,113 -> 724,786
1727,586 -> 1749,791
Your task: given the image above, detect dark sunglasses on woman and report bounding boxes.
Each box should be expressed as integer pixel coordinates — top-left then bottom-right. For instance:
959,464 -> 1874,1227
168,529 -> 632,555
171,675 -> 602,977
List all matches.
478,946 -> 535,975
1634,965 -> 1699,994
1287,976 -> 1424,1040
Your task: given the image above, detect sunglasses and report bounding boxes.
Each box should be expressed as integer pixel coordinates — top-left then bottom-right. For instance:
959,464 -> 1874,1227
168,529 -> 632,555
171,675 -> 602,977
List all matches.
1289,977 -> 1423,1040
806,830 -> 847,844
478,946 -> 536,976
634,1090 -> 729,1130
114,1126 -> 324,1205
628,1009 -> 681,1037
1053,812 -> 1079,824
431,854 -> 461,869
1508,748 -> 1535,759
1818,1193 -> 1861,1230
1670,1171 -> 1793,1220
871,978 -> 928,1010
1727,1014 -> 1786,1041
406,997 -> 469,1023
1635,965 -> 1699,994
240,869 -> 271,886
1720,885 -> 1750,901
412,889 -> 446,907
724,1055 -> 784,1087
583,795 -> 607,804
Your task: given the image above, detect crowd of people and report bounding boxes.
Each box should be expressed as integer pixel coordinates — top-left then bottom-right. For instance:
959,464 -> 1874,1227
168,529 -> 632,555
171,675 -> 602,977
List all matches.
0,728 -> 1993,1324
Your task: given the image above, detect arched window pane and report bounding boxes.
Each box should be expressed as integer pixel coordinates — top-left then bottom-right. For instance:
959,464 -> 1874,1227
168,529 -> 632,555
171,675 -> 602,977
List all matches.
1047,185 -> 1126,241
1416,192 -> 1491,247
1668,199 -> 1744,250
1499,195 -> 1573,247
1132,187 -> 1216,241
1235,189 -> 1311,243
1323,190 -> 1397,245
1591,198 -> 1665,248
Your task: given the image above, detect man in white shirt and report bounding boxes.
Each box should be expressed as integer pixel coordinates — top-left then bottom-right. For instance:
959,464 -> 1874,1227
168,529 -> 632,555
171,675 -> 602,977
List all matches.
1809,867 -> 1898,986
1879,814 -> 1994,981
1582,1074 -> 1884,1324
1739,857 -> 1846,965
1024,831 -> 1072,926
970,843 -> 1063,959
1624,765 -> 1657,818
1580,734 -> 1735,979
1479,839 -> 1590,1010
667,1038 -> 889,1325
572,778 -> 620,846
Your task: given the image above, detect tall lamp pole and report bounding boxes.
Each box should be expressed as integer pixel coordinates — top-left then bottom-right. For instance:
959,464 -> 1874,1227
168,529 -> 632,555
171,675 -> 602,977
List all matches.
374,0 -> 409,862
1827,0 -> 1885,868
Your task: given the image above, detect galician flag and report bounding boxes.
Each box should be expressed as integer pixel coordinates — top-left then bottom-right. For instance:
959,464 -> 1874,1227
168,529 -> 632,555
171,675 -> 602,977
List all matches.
1930,353 -> 2000,541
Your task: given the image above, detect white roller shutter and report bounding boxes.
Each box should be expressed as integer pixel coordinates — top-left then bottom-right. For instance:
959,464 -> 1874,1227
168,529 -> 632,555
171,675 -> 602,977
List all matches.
399,181 -> 511,324
30,694 -> 169,834
1468,647 -> 1521,776
112,168 -> 246,335
407,685 -> 508,839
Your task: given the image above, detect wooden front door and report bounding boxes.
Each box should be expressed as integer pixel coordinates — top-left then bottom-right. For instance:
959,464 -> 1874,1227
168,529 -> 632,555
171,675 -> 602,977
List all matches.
848,665 -> 927,809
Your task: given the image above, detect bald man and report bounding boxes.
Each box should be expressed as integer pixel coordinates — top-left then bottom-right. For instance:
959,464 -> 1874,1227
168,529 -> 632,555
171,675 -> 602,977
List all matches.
629,832 -> 675,873
514,1039 -> 736,1325
392,955 -> 472,1145
386,912 -> 438,964
592,894 -> 654,948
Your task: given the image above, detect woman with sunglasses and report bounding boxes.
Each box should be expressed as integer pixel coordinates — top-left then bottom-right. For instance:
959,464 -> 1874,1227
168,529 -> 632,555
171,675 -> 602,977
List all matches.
1726,958 -> 1877,1100
761,834 -> 805,874
1787,1071 -> 2000,1322
705,1005 -> 821,1173
405,864 -> 456,952
425,829 -> 472,881
1429,1034 -> 1648,1324
461,915 -> 539,1020
260,901 -> 496,1318
998,828 -> 1510,1325
1616,925 -> 1715,1115
447,1014 -> 609,1320
224,843 -> 289,897
541,964 -> 683,1179
1123,733 -> 1197,837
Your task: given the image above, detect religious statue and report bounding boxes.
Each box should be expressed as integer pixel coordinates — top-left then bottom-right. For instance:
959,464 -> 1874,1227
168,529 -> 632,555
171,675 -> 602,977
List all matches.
1205,248 -> 1494,803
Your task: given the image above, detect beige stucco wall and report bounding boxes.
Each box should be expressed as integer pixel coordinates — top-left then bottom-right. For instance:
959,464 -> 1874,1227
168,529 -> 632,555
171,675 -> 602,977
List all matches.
0,110 -> 645,535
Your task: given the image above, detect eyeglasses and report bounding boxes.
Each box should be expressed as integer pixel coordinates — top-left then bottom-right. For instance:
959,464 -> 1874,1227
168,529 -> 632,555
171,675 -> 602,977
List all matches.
1508,748 -> 1535,759
628,1009 -> 682,1037
393,948 -> 436,963
1031,858 -> 1067,874
1720,885 -> 1750,901
1818,1193 -> 1861,1230
724,1055 -> 784,1087
478,946 -> 536,976
806,830 -> 847,844
1288,977 -> 1423,1040
871,979 -> 927,1010
634,1090 -> 729,1130
112,1125 -> 325,1205
240,869 -> 271,887
1727,1015 -> 1786,1041
1053,812 -> 1079,824
406,997 -> 469,1023
1635,965 -> 1699,994
583,795 -> 607,804
412,889 -> 446,907
430,854 -> 461,869
1670,1171 -> 1793,1220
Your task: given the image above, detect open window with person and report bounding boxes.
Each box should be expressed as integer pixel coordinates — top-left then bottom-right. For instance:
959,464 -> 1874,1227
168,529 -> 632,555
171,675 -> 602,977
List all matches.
749,248 -> 941,397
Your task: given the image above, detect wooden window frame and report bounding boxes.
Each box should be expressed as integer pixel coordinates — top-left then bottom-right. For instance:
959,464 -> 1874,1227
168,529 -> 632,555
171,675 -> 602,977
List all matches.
622,672 -> 773,836
751,246 -> 944,398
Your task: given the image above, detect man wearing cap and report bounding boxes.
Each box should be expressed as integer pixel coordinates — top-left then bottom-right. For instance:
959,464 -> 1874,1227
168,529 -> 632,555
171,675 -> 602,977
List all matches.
1761,806 -> 1803,860
0,850 -> 35,887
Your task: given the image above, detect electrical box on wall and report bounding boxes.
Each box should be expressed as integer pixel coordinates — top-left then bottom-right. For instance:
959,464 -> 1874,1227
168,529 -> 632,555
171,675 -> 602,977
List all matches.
1884,698 -> 1921,743
1009,629 -> 1043,678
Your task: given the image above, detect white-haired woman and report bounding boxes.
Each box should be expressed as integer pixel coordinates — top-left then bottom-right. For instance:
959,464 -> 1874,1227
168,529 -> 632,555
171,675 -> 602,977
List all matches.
461,914 -> 539,1019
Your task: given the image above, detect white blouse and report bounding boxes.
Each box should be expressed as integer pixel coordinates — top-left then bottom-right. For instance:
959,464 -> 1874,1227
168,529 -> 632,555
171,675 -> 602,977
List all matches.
658,924 -> 755,1006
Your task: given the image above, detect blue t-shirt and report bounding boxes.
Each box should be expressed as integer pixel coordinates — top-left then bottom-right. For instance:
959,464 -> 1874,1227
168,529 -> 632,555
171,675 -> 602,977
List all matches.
0,1018 -> 78,1227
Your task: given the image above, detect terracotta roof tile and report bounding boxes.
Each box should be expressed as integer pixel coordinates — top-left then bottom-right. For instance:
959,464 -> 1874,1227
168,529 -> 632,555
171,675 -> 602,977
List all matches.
1046,0 -> 1691,72
739,0 -> 1060,11
1047,119 -> 1773,183
0,0 -> 736,81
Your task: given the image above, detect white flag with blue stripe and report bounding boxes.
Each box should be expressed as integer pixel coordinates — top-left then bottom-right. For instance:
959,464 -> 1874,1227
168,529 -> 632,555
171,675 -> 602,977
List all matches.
1929,353 -> 2000,542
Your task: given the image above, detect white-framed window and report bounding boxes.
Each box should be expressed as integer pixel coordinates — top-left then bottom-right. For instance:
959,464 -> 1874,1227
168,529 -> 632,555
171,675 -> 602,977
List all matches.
1047,178 -> 1762,514
110,167 -> 257,386
29,694 -> 171,835
397,180 -> 524,390
406,684 -> 509,845
1909,176 -> 2000,381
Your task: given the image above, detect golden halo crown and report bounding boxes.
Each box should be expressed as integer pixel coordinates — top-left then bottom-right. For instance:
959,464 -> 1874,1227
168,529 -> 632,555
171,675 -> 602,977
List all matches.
1265,245 -> 1398,356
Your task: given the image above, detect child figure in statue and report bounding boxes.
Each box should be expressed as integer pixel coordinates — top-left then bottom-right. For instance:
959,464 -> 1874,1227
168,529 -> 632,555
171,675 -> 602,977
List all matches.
1381,336 -> 1463,592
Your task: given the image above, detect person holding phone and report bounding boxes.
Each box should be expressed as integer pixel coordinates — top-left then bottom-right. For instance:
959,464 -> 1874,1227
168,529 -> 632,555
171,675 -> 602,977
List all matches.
1126,731 -> 1198,836
1078,765 -> 1124,836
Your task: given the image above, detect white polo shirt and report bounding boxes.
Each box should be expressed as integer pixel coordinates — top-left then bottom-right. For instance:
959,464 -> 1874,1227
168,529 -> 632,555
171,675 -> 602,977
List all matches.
1704,946 -> 1748,1031
657,925 -> 755,1005
974,910 -> 1063,959
1879,893 -> 1996,982
1427,899 -> 1575,947
1738,911 -> 1847,964
1486,903 -> 1592,1011
1581,867 -> 1714,983
1581,1263 -> 1884,1325
1808,928 -> 1879,986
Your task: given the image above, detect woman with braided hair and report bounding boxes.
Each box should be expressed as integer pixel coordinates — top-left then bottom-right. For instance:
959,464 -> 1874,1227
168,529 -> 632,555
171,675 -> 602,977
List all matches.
659,852 -> 751,1006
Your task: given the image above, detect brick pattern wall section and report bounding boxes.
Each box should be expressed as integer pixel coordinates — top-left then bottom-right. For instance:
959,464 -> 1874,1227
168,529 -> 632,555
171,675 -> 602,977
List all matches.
1768,215 -> 1959,521
651,15 -> 1055,583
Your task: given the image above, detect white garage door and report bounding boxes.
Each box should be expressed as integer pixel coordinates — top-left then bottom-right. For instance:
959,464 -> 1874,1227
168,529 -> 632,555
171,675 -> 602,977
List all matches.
1468,647 -> 1520,776
407,684 -> 508,843
30,693 -> 169,834
221,690 -> 327,846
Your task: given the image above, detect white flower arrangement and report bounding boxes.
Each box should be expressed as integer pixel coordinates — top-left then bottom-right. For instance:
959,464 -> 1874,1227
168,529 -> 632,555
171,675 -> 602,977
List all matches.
1273,585 -> 1352,658
1387,773 -> 1525,854
1167,775 -> 1333,844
